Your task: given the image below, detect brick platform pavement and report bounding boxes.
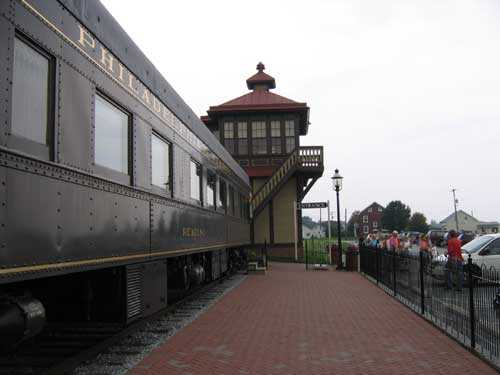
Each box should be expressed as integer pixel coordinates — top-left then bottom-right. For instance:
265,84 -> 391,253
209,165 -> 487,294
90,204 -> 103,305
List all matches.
129,263 -> 498,375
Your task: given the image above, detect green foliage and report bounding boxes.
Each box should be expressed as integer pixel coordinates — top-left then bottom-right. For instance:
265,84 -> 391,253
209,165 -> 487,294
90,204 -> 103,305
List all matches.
302,215 -> 316,229
347,210 -> 360,235
407,212 -> 429,233
381,200 -> 411,232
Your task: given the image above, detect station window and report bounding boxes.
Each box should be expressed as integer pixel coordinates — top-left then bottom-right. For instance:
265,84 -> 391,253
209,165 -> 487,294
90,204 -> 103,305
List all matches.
237,122 -> 248,155
362,215 -> 368,223
151,133 -> 171,192
95,94 -> 129,174
373,221 -> 378,228
270,121 -> 281,154
363,225 -> 369,234
285,120 -> 295,153
190,160 -> 202,203
11,35 -> 53,156
252,121 -> 267,155
223,122 -> 235,154
207,171 -> 216,209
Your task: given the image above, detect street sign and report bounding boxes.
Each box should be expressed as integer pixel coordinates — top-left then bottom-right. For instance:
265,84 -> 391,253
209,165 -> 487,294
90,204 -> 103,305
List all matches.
298,202 -> 328,209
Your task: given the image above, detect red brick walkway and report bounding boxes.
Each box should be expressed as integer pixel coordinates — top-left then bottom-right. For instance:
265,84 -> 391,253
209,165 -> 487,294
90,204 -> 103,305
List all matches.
129,263 -> 497,375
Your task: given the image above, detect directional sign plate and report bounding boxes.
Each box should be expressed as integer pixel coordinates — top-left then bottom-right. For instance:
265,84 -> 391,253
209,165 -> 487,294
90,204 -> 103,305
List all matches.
298,202 -> 328,209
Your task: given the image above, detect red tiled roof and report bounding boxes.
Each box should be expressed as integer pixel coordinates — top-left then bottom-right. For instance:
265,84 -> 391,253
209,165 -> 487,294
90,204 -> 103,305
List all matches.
202,62 -> 310,135
209,90 -> 306,112
246,71 -> 276,90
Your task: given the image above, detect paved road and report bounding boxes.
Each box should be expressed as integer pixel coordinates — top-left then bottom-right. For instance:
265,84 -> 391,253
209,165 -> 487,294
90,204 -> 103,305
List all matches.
128,263 -> 497,375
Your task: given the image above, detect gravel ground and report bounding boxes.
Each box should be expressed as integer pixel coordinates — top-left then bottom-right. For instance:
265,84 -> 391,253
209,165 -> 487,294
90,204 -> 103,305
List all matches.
73,274 -> 247,375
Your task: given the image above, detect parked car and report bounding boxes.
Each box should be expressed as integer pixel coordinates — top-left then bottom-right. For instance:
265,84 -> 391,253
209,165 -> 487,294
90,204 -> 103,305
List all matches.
462,234 -> 500,270
429,234 -> 500,281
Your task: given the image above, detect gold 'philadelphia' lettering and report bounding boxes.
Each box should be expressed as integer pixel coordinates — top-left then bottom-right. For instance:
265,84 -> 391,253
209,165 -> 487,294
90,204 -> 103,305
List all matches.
74,18 -> 233,177
77,24 -> 173,124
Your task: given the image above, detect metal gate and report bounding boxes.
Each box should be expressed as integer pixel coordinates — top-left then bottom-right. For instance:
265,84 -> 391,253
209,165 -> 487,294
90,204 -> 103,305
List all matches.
304,238 -> 331,270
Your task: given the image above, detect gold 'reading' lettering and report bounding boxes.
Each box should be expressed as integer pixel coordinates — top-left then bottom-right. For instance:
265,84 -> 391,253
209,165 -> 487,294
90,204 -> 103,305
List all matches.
182,227 -> 207,237
100,47 -> 114,72
152,97 -> 161,113
117,63 -> 125,81
127,73 -> 139,94
141,88 -> 151,104
78,24 -> 95,49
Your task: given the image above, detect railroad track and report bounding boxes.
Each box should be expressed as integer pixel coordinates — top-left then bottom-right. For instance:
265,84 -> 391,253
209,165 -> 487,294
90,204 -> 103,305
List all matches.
0,273 -> 246,375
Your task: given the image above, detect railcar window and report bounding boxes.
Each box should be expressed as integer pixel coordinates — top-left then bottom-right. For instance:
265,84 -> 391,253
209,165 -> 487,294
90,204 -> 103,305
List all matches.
234,190 -> 240,217
218,179 -> 227,211
228,186 -> 235,216
95,94 -> 129,173
151,133 -> 171,191
190,160 -> 202,203
12,36 -> 50,145
207,171 -> 216,209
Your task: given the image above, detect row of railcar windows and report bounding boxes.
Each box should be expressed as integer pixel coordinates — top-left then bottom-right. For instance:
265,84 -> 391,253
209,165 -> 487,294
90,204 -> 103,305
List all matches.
11,34 -> 249,219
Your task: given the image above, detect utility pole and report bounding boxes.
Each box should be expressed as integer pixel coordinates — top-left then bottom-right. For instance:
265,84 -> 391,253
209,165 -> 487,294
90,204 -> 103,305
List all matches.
451,188 -> 459,232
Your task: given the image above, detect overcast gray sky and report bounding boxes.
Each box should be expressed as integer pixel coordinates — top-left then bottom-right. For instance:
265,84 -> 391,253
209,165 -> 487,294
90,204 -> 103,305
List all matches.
101,0 -> 500,223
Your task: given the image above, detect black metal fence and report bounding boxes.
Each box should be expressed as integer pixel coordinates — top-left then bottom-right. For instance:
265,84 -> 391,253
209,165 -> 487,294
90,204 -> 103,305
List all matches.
304,238 -> 331,270
359,243 -> 500,369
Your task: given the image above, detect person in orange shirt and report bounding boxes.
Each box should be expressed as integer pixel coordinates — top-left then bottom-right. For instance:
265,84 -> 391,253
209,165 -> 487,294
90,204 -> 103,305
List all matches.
446,230 -> 464,291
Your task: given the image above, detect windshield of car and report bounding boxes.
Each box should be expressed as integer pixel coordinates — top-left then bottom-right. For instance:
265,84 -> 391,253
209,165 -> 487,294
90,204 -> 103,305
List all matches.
461,235 -> 494,253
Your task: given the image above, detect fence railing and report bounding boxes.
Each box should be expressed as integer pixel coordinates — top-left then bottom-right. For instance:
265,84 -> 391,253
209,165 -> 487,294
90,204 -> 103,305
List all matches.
359,243 -> 500,369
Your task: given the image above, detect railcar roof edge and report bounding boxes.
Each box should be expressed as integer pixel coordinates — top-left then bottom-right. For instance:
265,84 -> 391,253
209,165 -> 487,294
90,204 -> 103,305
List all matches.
58,0 -> 249,186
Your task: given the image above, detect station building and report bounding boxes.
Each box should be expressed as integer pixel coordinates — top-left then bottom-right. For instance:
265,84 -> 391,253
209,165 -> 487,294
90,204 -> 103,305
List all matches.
202,63 -> 324,259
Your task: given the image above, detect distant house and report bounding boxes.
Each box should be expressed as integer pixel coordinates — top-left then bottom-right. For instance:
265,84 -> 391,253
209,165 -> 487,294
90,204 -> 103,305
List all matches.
439,210 -> 480,233
356,202 -> 384,237
302,224 -> 325,239
477,221 -> 500,234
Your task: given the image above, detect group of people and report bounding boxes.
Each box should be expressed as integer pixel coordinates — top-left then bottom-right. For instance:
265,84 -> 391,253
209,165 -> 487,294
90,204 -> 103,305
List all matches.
363,229 -> 464,291
364,231 -> 435,254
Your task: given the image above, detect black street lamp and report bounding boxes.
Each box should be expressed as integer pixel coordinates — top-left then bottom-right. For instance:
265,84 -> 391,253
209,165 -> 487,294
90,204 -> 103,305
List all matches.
332,169 -> 344,269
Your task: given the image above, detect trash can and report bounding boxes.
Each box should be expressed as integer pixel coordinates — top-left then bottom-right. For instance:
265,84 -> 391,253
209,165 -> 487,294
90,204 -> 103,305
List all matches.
346,249 -> 359,271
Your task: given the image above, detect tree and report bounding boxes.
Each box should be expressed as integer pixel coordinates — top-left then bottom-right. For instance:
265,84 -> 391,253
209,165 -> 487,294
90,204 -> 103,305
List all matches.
347,210 -> 360,236
407,212 -> 429,233
381,200 -> 411,232
302,216 -> 316,229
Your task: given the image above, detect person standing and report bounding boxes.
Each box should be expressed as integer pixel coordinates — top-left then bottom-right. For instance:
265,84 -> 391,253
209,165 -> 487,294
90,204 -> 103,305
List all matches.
419,234 -> 431,270
388,231 -> 400,252
446,230 -> 463,291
